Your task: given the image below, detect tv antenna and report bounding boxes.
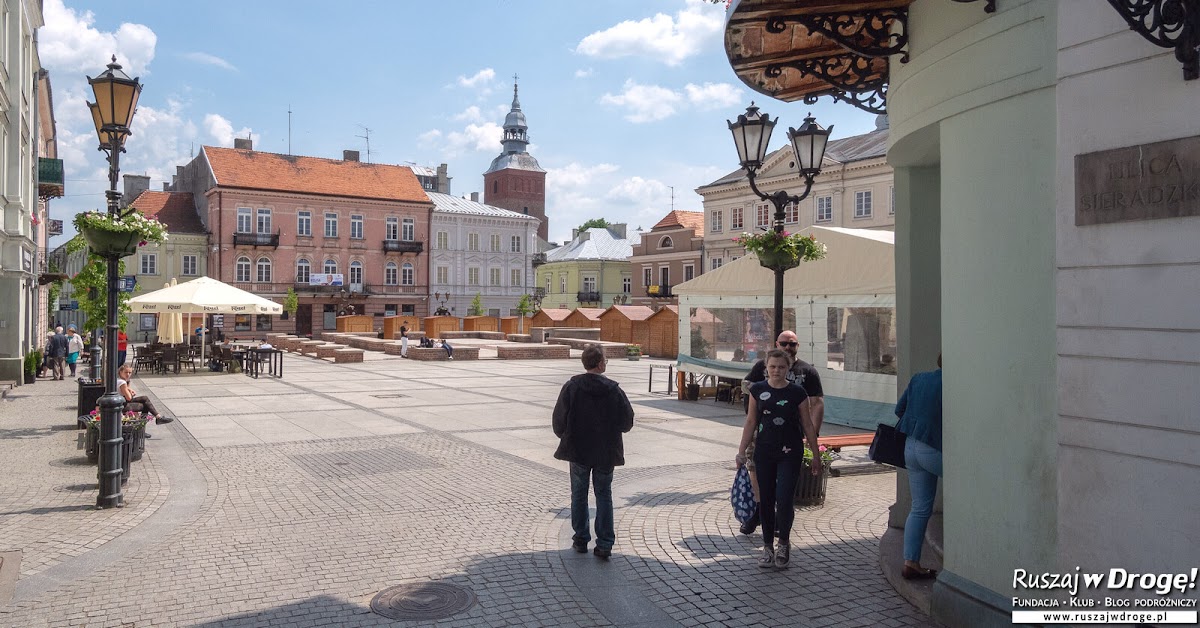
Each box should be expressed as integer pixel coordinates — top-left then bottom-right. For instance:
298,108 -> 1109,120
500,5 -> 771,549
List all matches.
669,186 -> 675,211
287,105 -> 292,155
356,125 -> 373,163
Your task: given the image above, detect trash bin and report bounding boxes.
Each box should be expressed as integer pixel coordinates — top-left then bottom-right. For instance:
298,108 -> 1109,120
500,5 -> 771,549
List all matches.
77,379 -> 105,425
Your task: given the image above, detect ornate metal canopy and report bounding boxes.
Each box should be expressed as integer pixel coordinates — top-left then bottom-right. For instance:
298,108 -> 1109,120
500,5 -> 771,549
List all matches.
1107,0 -> 1199,80
725,0 -> 913,114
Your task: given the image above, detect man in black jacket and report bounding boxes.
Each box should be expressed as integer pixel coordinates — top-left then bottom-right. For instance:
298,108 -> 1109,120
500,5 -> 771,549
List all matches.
48,328 -> 69,380
552,345 -> 634,559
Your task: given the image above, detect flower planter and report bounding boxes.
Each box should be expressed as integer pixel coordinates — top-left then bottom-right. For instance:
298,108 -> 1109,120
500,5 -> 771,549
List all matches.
757,248 -> 801,272
23,372 -> 35,384
79,226 -> 141,257
795,459 -> 829,507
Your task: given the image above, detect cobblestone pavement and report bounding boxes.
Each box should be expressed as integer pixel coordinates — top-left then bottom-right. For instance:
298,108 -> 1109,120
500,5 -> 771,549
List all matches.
0,352 -> 931,627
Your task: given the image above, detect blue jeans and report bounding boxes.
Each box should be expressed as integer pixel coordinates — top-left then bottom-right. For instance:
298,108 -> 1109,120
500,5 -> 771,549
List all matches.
570,462 -> 614,550
904,438 -> 943,562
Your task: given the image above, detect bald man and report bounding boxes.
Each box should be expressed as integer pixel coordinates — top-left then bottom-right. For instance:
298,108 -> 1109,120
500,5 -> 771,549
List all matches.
743,330 -> 825,433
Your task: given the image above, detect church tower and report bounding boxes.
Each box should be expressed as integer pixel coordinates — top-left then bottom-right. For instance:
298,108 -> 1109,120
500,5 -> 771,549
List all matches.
483,81 -> 548,241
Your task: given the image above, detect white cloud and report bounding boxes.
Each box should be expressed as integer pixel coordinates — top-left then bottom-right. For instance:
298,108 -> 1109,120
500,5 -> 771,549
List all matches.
417,129 -> 443,149
456,68 -> 496,88
204,114 -> 256,147
444,122 -> 502,156
574,68 -> 594,78
182,52 -> 236,71
606,176 -> 671,205
547,162 -> 620,189
453,106 -> 484,123
40,0 -> 156,76
684,82 -> 742,109
599,80 -> 682,123
575,1 -> 723,66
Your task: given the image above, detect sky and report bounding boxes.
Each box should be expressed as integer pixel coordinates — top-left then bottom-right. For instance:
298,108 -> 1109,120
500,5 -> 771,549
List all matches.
43,0 -> 877,247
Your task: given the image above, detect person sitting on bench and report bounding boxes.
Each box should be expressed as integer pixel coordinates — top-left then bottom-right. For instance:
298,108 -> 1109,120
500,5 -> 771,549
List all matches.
116,365 -> 174,425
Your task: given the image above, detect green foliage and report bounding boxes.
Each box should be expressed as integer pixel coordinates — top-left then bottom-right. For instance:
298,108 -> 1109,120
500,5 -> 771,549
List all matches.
577,218 -> 610,232
468,293 -> 484,317
47,281 -> 62,320
690,327 -> 711,359
73,209 -> 168,244
24,349 -> 42,375
284,287 -> 299,315
65,235 -> 132,331
514,293 -> 534,333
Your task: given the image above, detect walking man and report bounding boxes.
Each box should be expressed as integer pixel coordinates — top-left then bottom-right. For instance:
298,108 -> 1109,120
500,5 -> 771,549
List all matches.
48,328 -> 69,380
552,345 -> 634,559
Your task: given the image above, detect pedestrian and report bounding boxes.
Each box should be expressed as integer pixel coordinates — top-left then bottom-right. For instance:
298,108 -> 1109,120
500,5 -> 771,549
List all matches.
48,328 -> 69,380
65,325 -> 85,378
41,330 -> 56,377
399,325 -> 409,358
895,353 -> 943,580
736,349 -> 819,570
117,329 -> 128,368
552,345 -> 634,559
737,330 -> 825,534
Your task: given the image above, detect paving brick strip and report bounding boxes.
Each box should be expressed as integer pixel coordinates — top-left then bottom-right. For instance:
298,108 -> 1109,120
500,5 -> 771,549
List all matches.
0,355 -> 930,627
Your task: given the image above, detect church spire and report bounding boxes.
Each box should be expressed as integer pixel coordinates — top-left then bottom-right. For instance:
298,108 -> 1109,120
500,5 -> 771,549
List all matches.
500,78 -> 529,155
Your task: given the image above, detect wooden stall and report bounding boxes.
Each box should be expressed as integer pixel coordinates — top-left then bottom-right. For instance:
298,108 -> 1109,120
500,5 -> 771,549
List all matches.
563,308 -> 604,329
499,316 -> 525,335
462,316 -> 499,332
530,308 -> 571,328
422,316 -> 460,339
382,316 -> 418,339
645,305 -> 679,358
335,315 -> 374,333
598,305 -> 655,346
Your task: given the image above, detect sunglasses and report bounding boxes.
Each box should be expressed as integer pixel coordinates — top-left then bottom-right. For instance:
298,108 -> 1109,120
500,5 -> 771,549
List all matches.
778,341 -> 798,347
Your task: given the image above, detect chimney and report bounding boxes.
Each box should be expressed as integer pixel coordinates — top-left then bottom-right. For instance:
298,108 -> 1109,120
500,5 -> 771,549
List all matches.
343,150 -> 360,162
609,223 -> 627,239
571,228 -> 579,240
437,163 -> 451,194
234,138 -> 253,150
122,174 -> 150,204
579,231 -> 591,242
470,192 -> 479,202
162,182 -> 170,191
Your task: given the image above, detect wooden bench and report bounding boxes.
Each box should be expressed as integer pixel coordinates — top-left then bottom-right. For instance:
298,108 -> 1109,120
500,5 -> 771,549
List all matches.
496,344 -> 570,360
817,433 -> 876,451
333,348 -> 364,363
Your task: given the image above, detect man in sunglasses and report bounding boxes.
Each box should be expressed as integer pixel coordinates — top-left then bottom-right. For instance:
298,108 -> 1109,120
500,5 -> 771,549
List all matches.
737,330 -> 825,535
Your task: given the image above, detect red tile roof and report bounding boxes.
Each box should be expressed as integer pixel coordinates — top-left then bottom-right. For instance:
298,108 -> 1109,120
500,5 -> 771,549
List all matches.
204,147 -> 431,204
651,210 -> 704,233
129,191 -> 205,234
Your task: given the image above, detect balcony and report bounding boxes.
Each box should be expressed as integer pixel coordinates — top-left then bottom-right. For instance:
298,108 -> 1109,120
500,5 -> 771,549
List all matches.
531,253 -> 547,268
383,240 -> 423,254
368,284 -> 420,295
577,290 -> 601,304
38,158 -> 64,199
233,230 -> 280,248
647,284 -> 673,298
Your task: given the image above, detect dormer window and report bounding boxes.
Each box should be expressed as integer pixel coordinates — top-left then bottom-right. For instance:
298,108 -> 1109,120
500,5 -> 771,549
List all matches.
659,236 -> 674,249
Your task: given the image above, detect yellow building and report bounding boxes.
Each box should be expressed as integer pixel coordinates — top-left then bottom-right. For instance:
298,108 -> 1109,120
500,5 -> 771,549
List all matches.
535,225 -> 634,310
123,188 -> 209,341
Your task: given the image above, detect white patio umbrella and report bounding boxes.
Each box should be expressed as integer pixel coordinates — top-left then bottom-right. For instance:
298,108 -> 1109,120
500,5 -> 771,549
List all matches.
128,276 -> 282,363
155,279 -> 185,345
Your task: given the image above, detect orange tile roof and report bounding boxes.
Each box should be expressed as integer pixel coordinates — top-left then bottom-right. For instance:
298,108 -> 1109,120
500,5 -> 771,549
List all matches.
601,305 -> 655,321
129,191 -> 205,233
651,210 -> 704,232
537,308 -> 572,321
204,146 -> 431,204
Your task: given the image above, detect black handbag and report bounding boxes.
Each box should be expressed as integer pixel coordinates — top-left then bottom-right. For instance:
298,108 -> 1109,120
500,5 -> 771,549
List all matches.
869,423 -> 907,468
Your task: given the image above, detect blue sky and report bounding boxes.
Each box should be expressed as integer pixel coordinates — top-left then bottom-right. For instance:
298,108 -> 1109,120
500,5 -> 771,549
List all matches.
43,0 -> 876,246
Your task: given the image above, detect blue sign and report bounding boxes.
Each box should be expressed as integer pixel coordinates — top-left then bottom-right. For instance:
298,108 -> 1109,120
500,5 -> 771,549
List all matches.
119,276 -> 137,293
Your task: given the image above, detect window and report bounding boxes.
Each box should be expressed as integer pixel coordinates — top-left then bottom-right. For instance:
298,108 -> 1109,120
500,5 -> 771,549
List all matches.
401,263 -> 414,285
257,208 -> 271,234
785,201 -> 798,224
658,236 -> 673,249
386,217 -> 398,240
544,275 -> 551,293
436,266 -> 449,284
402,218 -> 415,241
236,207 -> 251,233
236,256 -> 251,282
385,262 -> 398,285
139,314 -> 157,332
855,191 -> 873,218
710,257 -> 723,271
296,259 -> 311,284
511,268 -> 522,287
659,266 -> 669,288
490,234 -> 501,252
140,253 -> 157,275
436,231 -> 449,250
256,257 -> 272,282
324,212 -> 338,238
816,196 -> 833,222
490,268 -> 501,286
890,186 -> 895,215
730,207 -> 743,230
323,259 -> 337,275
182,255 -> 198,276
468,267 -> 480,286
235,314 -> 252,331
622,277 -> 631,293
297,211 -> 312,236
468,233 -> 480,251
560,275 -> 567,293
349,261 -> 363,286
350,215 -> 364,239
756,203 -> 771,227
510,235 -> 521,253
582,276 -> 596,292
684,264 -> 695,282
710,210 -> 723,232
256,314 -> 272,331
642,267 -> 652,288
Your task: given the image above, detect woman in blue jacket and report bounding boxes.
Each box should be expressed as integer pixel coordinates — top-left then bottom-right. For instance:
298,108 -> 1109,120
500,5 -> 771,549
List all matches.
895,353 -> 942,579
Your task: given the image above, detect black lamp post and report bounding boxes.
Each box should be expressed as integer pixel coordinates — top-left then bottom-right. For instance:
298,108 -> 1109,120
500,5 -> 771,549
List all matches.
727,103 -> 832,341
87,55 -> 142,509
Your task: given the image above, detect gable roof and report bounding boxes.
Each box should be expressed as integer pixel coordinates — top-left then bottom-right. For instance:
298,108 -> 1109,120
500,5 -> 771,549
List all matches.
427,192 -> 538,220
600,305 -> 655,321
203,146 -> 431,203
568,307 -> 606,321
544,227 -> 633,262
129,191 -> 205,234
534,308 -> 572,321
698,127 -> 889,190
651,210 -> 704,232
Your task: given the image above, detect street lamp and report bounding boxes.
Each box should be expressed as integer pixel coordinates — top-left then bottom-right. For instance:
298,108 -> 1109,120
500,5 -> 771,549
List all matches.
727,103 -> 832,341
87,55 -> 142,509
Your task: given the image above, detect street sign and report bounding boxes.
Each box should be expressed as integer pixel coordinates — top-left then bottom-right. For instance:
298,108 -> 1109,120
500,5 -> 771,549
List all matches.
118,276 -> 137,292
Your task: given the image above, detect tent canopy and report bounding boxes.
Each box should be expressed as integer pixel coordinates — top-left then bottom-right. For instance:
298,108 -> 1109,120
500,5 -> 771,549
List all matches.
673,226 -> 894,297
128,276 -> 283,315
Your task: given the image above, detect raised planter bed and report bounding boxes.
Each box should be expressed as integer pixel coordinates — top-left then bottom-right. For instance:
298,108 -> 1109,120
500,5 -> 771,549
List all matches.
298,340 -> 326,356
333,348 -> 365,363
406,347 -> 480,361
439,331 -> 507,340
496,344 -> 570,360
316,344 -> 345,359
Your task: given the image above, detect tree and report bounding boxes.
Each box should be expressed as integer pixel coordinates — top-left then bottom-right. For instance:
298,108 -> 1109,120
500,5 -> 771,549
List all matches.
284,287 -> 299,320
577,218 -> 610,232
468,293 -> 484,317
514,293 -> 534,333
66,235 -> 132,332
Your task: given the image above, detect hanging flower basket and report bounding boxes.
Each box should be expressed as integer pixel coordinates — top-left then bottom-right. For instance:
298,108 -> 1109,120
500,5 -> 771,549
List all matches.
79,227 -> 141,257
756,248 -> 802,271
73,210 -> 168,257
734,231 -> 827,272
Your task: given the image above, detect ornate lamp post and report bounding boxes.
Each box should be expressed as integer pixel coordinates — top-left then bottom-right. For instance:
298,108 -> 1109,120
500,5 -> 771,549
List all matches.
727,103 -> 832,341
87,56 -> 142,508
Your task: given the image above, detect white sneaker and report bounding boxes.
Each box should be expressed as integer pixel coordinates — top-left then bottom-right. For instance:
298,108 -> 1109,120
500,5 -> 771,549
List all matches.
758,543 -> 775,568
774,543 -> 790,569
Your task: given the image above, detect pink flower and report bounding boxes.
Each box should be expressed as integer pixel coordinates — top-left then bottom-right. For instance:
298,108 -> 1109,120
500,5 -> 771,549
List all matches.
138,241 -> 148,247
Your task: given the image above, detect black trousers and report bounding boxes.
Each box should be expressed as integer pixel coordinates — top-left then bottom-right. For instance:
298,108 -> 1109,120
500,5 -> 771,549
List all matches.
754,454 -> 802,546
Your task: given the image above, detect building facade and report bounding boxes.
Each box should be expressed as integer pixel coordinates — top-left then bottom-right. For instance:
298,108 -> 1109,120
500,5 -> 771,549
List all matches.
628,210 -> 704,307
483,83 -> 548,242
697,123 -> 892,271
0,0 -> 45,382
167,141 -> 433,337
35,70 -> 63,344
427,192 -> 538,317
536,225 -> 634,310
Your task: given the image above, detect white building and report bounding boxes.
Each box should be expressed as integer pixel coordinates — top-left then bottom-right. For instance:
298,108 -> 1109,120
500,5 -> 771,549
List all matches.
427,192 -> 539,316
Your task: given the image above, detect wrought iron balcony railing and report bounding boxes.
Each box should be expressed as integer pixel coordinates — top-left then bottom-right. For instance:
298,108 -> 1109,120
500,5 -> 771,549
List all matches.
647,284 -> 673,298
577,290 -> 601,303
233,231 -> 280,248
383,240 -> 423,253
38,158 -> 64,199
531,253 -> 548,267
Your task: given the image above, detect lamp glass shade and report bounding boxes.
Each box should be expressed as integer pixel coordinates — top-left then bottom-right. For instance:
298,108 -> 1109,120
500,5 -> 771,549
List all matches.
87,101 -> 127,150
788,116 -> 832,175
727,104 -> 776,169
88,59 -> 142,132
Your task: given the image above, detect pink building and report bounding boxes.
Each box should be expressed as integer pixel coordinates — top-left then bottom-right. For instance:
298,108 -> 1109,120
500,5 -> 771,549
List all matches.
168,142 -> 433,337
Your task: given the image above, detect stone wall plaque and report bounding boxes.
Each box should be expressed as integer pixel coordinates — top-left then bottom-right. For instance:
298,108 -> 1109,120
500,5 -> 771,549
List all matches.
1075,135 -> 1200,226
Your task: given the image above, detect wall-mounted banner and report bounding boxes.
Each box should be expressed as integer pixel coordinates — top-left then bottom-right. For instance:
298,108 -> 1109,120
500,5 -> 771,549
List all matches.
309,273 -> 344,286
